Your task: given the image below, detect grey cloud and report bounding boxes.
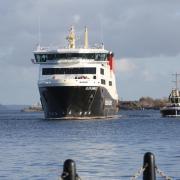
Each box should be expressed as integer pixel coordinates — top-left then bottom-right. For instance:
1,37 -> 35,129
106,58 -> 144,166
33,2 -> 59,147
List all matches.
101,0 -> 180,57
1,0 -> 180,67
0,0 -> 180,104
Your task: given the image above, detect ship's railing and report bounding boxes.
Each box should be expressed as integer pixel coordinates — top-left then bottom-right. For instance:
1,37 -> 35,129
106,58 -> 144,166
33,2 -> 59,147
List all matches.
59,152 -> 173,180
33,44 -> 105,52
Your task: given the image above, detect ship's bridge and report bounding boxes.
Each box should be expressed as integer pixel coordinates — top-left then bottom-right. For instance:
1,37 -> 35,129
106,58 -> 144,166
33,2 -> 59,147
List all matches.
169,89 -> 180,104
33,48 -> 109,63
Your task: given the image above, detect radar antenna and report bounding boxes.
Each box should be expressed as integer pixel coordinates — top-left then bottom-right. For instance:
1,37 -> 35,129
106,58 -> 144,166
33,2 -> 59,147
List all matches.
66,26 -> 76,48
84,26 -> 88,48
37,16 -> 41,50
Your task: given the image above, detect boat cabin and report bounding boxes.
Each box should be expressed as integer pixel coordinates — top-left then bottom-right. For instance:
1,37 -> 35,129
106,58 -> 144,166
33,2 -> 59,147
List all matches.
169,89 -> 180,104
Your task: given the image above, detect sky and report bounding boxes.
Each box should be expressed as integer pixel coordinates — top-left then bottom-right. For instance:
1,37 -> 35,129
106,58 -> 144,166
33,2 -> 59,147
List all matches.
1,0 -> 180,104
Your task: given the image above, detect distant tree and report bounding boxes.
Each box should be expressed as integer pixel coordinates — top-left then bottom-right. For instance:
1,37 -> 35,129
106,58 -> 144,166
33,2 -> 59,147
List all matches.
139,97 -> 154,108
138,96 -> 168,109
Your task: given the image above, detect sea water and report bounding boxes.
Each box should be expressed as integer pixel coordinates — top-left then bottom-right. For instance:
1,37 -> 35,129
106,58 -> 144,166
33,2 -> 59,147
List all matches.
0,109 -> 179,180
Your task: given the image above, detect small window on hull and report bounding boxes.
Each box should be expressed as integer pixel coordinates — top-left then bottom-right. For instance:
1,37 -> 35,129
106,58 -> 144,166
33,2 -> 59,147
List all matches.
101,79 -> 105,85
100,68 -> 104,75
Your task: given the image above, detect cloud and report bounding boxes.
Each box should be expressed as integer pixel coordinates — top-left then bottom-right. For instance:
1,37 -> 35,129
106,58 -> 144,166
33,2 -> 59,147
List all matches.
2,0 -> 180,61
73,14 -> 81,24
1,0 -> 180,104
117,58 -> 137,73
0,64 -> 39,105
0,47 -> 14,59
142,70 -> 154,81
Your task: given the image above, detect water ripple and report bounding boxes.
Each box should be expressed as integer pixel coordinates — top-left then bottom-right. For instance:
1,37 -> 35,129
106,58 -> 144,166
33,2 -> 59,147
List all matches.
0,109 -> 179,179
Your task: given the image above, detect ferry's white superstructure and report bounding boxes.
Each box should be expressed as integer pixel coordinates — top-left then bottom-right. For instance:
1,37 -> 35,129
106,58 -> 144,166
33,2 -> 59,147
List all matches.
33,27 -> 119,119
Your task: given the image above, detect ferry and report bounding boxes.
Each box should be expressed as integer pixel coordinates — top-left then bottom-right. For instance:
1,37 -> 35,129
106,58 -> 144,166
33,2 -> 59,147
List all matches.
33,27 -> 119,119
160,73 -> 180,117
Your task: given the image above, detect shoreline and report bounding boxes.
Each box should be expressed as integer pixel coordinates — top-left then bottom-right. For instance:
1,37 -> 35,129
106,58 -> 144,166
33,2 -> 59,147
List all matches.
119,97 -> 168,110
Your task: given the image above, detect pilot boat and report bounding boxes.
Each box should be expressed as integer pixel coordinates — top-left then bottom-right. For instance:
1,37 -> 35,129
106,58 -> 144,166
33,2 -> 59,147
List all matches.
160,73 -> 180,117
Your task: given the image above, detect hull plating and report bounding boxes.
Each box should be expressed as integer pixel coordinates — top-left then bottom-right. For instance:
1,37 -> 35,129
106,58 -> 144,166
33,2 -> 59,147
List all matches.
160,107 -> 180,117
39,86 -> 118,119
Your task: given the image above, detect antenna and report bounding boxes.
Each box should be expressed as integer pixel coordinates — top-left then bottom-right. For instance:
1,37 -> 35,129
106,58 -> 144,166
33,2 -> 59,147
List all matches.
38,16 -> 41,49
84,26 -> 88,48
172,73 -> 180,89
99,14 -> 104,45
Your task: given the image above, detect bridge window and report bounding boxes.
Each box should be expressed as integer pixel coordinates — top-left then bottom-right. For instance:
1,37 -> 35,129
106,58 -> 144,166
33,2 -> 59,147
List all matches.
95,53 -> 106,61
35,54 -> 47,62
35,53 -> 107,62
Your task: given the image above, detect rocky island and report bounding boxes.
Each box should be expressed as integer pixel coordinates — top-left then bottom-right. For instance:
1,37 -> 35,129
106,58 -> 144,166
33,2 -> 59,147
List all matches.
119,97 -> 168,110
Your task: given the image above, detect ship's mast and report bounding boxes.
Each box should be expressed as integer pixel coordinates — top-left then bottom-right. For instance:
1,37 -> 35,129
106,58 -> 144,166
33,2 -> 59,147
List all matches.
172,73 -> 180,90
84,26 -> 88,49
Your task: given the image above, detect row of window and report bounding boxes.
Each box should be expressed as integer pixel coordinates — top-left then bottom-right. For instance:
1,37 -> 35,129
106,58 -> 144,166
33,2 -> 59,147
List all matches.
35,53 -> 107,62
42,68 -> 112,86
42,68 -> 106,75
42,68 -> 96,75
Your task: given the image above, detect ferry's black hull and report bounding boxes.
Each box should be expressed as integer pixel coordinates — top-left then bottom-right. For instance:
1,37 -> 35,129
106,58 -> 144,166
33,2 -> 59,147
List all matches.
39,86 -> 118,119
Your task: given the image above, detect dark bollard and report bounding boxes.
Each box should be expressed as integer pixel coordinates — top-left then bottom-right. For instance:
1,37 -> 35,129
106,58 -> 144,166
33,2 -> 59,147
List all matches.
61,159 -> 77,180
143,152 -> 156,180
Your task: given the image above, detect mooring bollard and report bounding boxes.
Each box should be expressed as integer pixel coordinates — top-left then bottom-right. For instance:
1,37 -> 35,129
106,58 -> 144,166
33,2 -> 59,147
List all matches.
143,152 -> 156,180
61,159 -> 77,180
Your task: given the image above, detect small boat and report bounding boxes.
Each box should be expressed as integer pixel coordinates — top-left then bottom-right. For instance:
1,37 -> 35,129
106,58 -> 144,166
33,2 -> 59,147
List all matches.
160,73 -> 180,117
